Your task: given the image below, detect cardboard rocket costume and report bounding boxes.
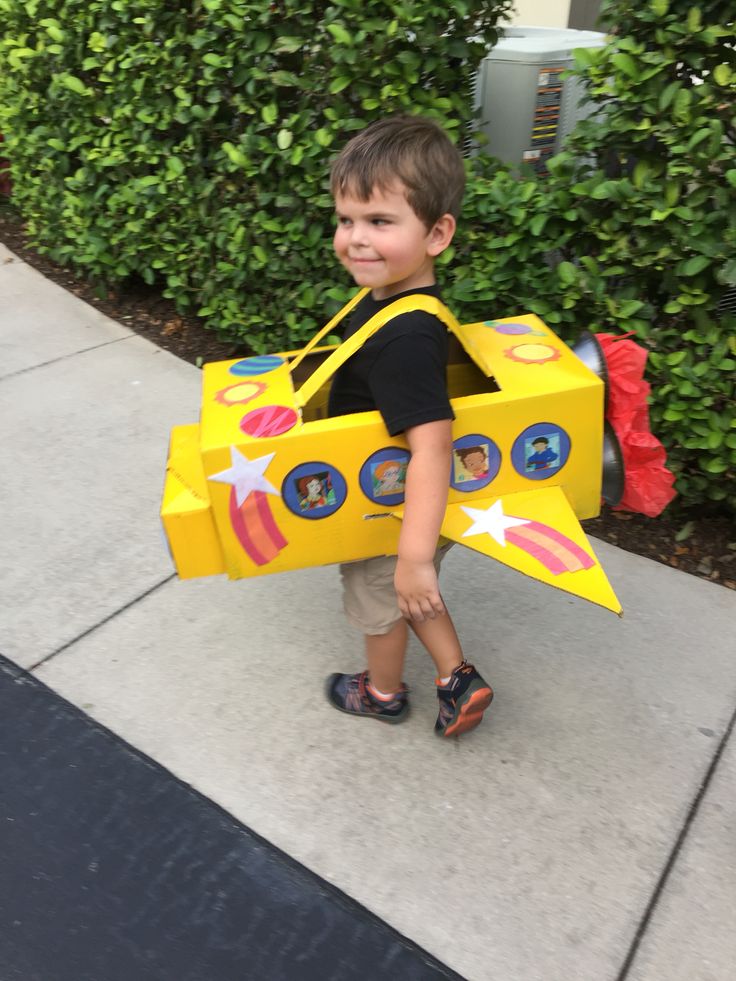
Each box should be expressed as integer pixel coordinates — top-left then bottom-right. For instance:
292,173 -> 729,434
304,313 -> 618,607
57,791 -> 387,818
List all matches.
161,289 -> 669,616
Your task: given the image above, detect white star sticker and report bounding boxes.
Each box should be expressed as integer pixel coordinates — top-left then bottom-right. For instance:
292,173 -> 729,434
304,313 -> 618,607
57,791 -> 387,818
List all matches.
460,500 -> 530,547
208,447 -> 279,507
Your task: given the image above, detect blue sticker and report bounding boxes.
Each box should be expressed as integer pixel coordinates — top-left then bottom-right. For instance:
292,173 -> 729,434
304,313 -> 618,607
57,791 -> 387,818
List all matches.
451,434 -> 501,492
229,355 -> 285,377
282,462 -> 347,520
359,447 -> 411,506
512,422 -> 570,480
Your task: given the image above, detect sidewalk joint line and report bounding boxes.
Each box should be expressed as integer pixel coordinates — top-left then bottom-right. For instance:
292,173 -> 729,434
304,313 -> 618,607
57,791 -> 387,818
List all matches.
27,574 -> 177,672
0,335 -> 133,381
615,700 -> 736,981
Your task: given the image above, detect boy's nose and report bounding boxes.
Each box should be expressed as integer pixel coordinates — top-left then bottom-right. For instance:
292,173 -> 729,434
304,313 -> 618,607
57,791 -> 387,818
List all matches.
349,221 -> 370,247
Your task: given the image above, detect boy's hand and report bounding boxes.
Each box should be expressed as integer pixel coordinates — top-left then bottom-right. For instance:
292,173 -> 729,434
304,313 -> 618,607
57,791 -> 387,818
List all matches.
395,556 -> 446,623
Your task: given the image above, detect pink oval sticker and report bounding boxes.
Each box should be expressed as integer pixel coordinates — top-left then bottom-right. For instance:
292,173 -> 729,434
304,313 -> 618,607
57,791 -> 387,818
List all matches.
239,405 -> 298,438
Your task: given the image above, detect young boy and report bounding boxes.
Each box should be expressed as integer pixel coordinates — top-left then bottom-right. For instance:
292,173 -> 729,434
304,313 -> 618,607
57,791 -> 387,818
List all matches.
324,115 -> 493,738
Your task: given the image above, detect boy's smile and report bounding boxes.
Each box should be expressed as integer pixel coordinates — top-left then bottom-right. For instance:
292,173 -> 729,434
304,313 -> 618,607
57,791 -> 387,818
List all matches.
333,182 -> 454,301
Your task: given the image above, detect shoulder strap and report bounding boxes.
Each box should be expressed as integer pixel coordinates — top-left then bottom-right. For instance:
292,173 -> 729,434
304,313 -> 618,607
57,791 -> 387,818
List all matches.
288,288 -> 369,377
293,293 -> 461,410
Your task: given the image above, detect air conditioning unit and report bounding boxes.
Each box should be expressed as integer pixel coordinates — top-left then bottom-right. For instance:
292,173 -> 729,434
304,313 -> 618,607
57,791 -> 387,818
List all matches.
473,26 -> 607,174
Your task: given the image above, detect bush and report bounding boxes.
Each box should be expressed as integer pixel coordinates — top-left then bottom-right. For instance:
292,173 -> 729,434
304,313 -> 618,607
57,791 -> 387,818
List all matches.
0,0 -> 512,349
551,0 -> 736,513
445,0 -> 735,514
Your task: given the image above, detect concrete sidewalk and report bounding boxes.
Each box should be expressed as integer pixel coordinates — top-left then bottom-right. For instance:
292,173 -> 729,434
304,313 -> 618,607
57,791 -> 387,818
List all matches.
2,239 -> 735,981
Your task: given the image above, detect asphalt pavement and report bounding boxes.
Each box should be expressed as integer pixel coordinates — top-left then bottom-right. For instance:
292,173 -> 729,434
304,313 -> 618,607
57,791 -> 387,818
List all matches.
1,239 -> 735,981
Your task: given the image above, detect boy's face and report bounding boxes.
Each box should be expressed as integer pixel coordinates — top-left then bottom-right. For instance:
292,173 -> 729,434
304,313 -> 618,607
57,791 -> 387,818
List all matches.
333,182 -> 454,301
463,451 -> 486,475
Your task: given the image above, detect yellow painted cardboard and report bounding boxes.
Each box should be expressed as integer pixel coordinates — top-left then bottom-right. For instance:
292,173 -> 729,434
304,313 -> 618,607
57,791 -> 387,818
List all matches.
160,290 -> 622,613
161,424 -> 225,578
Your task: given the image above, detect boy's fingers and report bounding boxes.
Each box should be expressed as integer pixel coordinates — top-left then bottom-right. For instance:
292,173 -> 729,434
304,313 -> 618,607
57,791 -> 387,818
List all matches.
400,593 -> 446,623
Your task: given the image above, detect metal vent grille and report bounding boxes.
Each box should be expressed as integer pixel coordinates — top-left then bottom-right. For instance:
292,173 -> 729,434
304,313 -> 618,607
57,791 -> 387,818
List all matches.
717,285 -> 736,319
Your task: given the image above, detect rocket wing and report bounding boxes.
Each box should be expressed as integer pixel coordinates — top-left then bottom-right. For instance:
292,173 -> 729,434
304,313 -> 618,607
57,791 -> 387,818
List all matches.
398,486 -> 622,615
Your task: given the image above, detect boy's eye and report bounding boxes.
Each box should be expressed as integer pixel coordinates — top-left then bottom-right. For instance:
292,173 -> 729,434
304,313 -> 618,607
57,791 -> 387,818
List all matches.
372,218 -> 389,226
336,216 -> 352,226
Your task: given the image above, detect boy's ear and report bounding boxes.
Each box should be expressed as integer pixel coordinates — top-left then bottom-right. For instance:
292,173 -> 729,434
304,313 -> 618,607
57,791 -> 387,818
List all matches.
427,213 -> 456,257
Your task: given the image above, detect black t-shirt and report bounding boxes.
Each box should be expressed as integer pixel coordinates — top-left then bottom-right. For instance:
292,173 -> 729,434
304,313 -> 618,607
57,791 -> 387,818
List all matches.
327,286 -> 454,437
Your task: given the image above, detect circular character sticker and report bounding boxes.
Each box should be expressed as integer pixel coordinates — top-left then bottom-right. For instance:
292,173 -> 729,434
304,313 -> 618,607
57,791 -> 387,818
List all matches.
359,447 -> 411,507
282,462 -> 347,520
512,422 -> 571,480
451,434 -> 501,493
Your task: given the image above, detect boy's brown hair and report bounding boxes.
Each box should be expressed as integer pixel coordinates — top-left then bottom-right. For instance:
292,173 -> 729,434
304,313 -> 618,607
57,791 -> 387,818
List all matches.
330,115 -> 466,229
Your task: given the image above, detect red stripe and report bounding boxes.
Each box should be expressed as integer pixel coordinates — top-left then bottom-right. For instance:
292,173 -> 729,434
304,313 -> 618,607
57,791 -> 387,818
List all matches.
229,490 -> 268,566
524,521 -> 594,569
506,528 -> 567,574
254,491 -> 288,549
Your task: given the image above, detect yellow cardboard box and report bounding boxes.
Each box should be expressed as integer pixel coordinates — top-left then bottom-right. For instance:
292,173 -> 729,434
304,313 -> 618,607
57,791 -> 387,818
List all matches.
161,291 -> 622,614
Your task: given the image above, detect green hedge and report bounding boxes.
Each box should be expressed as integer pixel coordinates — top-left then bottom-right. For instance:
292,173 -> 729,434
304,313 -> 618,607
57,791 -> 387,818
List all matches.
1,0 -> 734,513
443,0 -> 736,515
0,0 -> 512,350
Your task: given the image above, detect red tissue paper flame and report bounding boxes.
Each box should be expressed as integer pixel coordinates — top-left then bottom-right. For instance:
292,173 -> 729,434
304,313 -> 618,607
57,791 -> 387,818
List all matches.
597,333 -> 677,518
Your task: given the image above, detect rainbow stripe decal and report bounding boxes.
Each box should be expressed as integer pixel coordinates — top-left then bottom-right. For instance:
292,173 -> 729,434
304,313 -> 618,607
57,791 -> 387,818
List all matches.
460,499 -> 594,576
229,489 -> 288,566
504,521 -> 594,575
208,447 -> 288,567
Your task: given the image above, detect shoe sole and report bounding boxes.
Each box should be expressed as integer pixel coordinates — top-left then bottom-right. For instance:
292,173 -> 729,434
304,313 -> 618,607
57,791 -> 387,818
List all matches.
325,676 -> 410,724
441,685 -> 493,738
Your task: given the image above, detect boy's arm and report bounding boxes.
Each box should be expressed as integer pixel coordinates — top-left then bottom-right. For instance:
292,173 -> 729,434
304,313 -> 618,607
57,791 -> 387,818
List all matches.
395,419 -> 453,623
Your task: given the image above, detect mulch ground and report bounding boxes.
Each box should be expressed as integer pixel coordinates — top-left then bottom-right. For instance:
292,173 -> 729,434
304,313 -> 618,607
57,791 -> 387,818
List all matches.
1,200 -> 734,590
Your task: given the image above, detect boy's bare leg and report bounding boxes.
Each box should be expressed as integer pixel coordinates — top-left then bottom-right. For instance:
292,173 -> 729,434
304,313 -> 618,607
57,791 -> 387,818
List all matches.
410,608 -> 464,679
365,619 -> 409,693
365,609 -> 464,693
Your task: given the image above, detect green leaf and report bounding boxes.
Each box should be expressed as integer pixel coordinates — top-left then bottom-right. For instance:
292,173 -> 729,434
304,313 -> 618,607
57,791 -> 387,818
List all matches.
261,104 -> 277,125
687,128 -> 711,150
611,53 -> 638,79
45,23 -> 65,42
557,261 -> 577,285
680,255 -> 710,276
276,128 -> 293,150
633,161 -> 650,188
675,521 -> 694,542
327,23 -> 352,46
659,81 -> 681,111
529,214 -> 547,236
687,7 -> 702,32
221,142 -> 248,167
60,74 -> 88,96
713,64 -> 732,86
666,351 -> 687,366
329,76 -> 351,94
651,0 -> 669,14
273,37 -> 303,54
166,156 -> 185,178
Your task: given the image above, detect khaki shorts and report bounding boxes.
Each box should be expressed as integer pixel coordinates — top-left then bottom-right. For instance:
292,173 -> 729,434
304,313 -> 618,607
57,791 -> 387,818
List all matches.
339,542 -> 453,635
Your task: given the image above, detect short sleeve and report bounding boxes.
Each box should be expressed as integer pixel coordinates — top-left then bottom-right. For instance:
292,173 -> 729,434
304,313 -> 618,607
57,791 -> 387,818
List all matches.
368,329 -> 454,436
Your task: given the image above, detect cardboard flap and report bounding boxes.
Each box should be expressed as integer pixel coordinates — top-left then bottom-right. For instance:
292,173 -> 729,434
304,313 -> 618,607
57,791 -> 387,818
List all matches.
162,425 -> 212,514
395,485 -> 622,615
